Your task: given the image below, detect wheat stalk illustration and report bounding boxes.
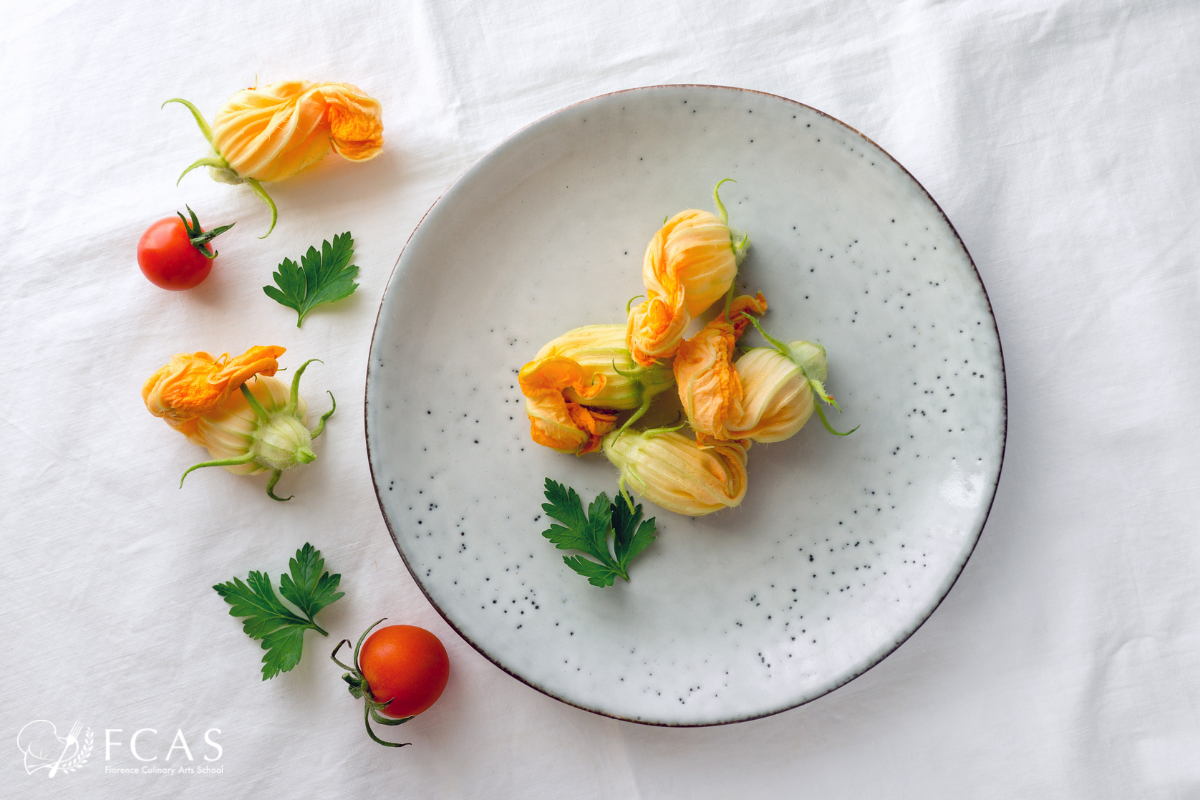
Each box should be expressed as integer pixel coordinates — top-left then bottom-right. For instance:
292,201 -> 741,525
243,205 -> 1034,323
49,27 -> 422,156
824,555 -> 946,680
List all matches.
57,728 -> 93,774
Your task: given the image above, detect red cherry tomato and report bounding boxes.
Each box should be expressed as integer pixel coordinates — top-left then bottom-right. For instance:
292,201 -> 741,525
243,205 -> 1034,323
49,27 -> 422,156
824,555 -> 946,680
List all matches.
359,625 -> 449,718
136,207 -> 233,290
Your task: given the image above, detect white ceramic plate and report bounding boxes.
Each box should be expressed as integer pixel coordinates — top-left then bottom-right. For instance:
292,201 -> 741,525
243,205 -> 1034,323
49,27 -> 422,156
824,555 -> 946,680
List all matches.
365,86 -> 1006,726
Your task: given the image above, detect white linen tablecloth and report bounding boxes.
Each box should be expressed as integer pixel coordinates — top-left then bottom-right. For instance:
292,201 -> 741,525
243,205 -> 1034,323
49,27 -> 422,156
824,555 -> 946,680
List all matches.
3,1 -> 1199,797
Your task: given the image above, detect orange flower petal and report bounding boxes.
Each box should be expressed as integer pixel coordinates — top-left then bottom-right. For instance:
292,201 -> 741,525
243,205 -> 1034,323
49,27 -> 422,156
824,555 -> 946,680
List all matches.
726,292 -> 767,339
518,356 -> 616,454
326,92 -> 385,161
674,316 -> 741,441
672,293 -> 768,441
143,346 -> 285,433
627,290 -> 690,366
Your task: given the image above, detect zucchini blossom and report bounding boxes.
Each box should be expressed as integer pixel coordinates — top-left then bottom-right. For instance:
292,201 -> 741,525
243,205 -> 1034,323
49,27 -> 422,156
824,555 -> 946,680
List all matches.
165,80 -> 384,236
602,427 -> 748,517
522,324 -> 675,437
517,355 -> 618,456
673,293 -> 767,443
723,347 -> 814,442
142,347 -> 335,501
733,316 -> 858,440
627,179 -> 750,365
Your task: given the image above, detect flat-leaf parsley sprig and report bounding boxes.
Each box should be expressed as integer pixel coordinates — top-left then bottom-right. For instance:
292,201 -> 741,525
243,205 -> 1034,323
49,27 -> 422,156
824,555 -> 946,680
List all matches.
540,478 -> 657,587
213,543 -> 345,680
264,232 -> 360,327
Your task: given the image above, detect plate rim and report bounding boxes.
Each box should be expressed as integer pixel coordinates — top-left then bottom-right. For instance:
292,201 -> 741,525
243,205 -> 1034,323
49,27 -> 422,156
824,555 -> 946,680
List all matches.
364,83 -> 1009,727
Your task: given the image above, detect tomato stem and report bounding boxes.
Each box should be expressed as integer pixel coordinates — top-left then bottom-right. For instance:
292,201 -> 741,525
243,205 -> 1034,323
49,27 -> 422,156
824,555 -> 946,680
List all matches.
177,205 -> 234,259
331,620 -> 415,748
363,703 -> 411,748
330,640 -> 357,672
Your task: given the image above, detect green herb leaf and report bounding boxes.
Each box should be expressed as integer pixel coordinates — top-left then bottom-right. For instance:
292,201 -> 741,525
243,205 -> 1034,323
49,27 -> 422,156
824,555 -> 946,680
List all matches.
213,572 -> 310,639
278,542 -> 345,619
612,498 -> 658,571
562,555 -> 619,588
263,232 -> 359,327
541,480 -> 593,553
213,543 -> 343,680
539,478 -> 657,587
260,625 -> 308,680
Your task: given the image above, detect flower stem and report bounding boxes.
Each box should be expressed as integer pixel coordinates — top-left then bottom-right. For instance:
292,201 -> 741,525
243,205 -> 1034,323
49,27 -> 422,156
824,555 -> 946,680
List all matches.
288,359 -> 322,413
713,178 -> 735,226
265,470 -> 292,502
311,392 -> 337,439
180,452 -> 257,486
246,178 -> 278,238
741,313 -> 791,355
814,402 -> 859,436
176,156 -> 231,187
240,383 -> 271,424
162,98 -> 213,143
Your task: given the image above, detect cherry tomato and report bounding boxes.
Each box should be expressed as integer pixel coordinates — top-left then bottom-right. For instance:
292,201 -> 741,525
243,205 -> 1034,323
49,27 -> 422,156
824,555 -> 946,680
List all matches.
137,207 -> 233,290
359,624 -> 450,718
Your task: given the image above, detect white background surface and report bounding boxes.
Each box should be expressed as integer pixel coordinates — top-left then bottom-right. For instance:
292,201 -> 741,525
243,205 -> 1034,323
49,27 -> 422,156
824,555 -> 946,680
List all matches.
2,0 -> 1198,797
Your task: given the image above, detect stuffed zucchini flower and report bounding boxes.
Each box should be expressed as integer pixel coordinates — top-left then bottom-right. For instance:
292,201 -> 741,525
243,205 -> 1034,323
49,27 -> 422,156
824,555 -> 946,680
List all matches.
627,180 -> 750,365
673,294 -> 767,443
733,316 -> 859,440
602,427 -> 749,517
518,357 -> 619,456
166,80 -> 384,236
143,347 -> 335,500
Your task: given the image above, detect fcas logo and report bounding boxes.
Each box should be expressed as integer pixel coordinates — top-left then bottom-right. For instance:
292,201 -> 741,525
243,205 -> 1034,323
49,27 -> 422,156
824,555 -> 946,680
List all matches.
17,720 -> 93,777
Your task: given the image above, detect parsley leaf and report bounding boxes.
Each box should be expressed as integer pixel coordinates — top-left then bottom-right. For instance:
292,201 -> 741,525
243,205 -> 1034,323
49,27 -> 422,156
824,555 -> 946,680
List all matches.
612,495 -> 658,569
540,478 -> 657,587
263,232 -> 359,327
278,543 -> 345,618
213,543 -> 345,680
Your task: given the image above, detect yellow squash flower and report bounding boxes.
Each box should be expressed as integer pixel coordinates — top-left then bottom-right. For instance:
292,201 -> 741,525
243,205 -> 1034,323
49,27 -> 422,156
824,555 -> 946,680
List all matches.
735,316 -> 859,440
627,180 -> 750,366
166,80 -> 384,236
518,357 -> 618,455
626,286 -> 692,367
673,294 -> 767,443
724,346 -> 813,443
143,347 -> 335,500
526,324 -> 674,423
142,346 -> 286,439
602,427 -> 749,517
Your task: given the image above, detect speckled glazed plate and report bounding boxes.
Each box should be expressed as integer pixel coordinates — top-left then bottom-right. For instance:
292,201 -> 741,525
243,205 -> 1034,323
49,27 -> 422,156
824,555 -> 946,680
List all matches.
365,86 -> 1005,726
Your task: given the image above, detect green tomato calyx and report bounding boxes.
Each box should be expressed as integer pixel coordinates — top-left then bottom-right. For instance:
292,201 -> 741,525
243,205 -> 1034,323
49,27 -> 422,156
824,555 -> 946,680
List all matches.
330,619 -> 415,749
177,205 -> 234,259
